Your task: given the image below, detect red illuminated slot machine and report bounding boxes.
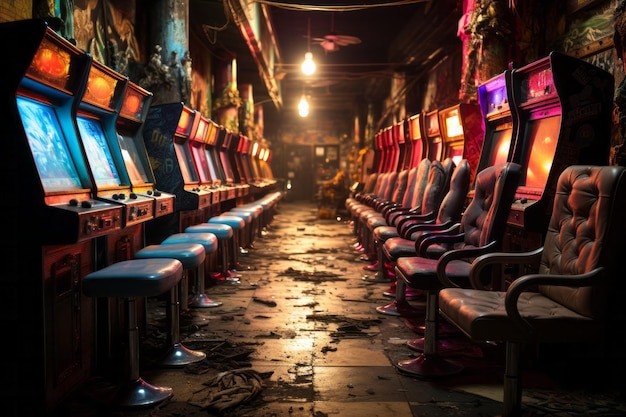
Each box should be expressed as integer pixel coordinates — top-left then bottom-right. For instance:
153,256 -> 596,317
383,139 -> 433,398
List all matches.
425,109 -> 442,162
76,60 -> 156,229
248,138 -> 268,188
116,81 -> 175,219
407,112 -> 427,168
507,51 -> 613,248
204,119 -> 232,202
0,19 -> 124,413
438,102 -> 484,185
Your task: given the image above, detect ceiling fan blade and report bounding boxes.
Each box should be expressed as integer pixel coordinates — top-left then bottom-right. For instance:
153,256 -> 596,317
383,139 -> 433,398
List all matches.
330,35 -> 361,46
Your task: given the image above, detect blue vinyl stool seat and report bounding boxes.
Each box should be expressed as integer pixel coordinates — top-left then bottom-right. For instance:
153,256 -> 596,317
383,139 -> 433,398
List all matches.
221,210 -> 255,250
208,215 -> 245,270
185,223 -> 237,283
162,232 -> 222,308
232,204 -> 264,239
134,243 -> 207,367
82,258 -> 183,408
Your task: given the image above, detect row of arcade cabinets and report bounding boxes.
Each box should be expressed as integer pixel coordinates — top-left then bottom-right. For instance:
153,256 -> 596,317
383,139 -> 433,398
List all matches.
141,102 -> 276,244
371,102 -> 484,185
476,51 -> 613,287
0,19 -> 176,414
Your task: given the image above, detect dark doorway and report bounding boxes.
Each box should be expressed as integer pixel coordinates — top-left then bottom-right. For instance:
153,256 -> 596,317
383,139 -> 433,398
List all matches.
284,144 -> 314,201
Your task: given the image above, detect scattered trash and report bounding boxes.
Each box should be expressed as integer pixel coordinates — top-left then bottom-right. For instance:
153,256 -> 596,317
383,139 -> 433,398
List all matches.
253,297 -> 277,307
189,369 -> 267,412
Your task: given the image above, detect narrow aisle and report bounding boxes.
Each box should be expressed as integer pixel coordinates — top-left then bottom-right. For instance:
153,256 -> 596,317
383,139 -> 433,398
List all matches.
65,201 -> 624,417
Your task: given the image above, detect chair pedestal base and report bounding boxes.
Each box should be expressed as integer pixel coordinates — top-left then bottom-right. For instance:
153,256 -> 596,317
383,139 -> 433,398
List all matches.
159,343 -> 206,367
189,292 -> 223,308
396,353 -> 463,377
105,377 -> 173,408
375,300 -> 422,317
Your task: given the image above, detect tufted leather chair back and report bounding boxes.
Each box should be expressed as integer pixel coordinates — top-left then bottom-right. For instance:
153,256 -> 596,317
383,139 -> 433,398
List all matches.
390,169 -> 410,204
420,159 -> 454,216
435,159 -> 471,224
408,158 -> 431,211
539,165 -> 626,319
362,173 -> 379,194
460,162 -> 520,248
400,166 -> 420,207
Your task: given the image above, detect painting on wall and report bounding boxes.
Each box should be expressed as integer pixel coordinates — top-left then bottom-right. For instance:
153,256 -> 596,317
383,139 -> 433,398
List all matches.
73,0 -> 141,75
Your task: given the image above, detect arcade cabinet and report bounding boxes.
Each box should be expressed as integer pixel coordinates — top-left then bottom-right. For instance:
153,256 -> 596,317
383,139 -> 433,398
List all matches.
424,109 -> 442,162
75,60 -> 157,264
0,19 -> 124,413
116,81 -> 175,220
407,112 -> 428,168
142,103 -> 212,241
475,70 -> 517,179
438,102 -> 484,184
506,51 -> 613,260
187,113 -> 222,210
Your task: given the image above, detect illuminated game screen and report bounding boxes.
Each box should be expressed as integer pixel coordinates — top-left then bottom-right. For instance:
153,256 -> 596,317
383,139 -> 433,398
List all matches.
76,115 -> 121,188
117,133 -> 150,185
17,96 -> 83,193
488,127 -> 512,167
190,143 -> 211,183
173,138 -> 199,183
523,115 -> 561,189
219,151 -> 235,181
204,147 -> 221,183
444,113 -> 463,139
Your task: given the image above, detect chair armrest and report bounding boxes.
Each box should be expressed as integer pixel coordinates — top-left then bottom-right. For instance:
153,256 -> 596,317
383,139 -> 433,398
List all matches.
416,225 -> 462,256
436,240 -> 498,288
402,219 -> 453,239
382,203 -> 404,216
504,267 -> 606,339
468,247 -> 544,290
396,211 -> 436,231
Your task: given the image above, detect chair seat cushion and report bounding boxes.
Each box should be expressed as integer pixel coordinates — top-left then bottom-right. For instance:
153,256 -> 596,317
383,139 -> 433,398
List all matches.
366,214 -> 387,230
162,232 -> 217,254
186,223 -> 233,239
83,259 -> 183,298
221,211 -> 253,224
135,243 -> 205,269
439,288 -> 598,343
373,226 -> 399,242
396,256 -> 471,290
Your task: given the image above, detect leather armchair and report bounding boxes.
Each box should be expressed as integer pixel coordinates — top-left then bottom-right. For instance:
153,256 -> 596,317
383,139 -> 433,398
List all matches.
438,165 -> 626,417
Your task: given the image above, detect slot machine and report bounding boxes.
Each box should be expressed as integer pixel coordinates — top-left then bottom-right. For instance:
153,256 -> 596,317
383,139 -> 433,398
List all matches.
507,51 -> 613,253
248,139 -> 267,188
115,81 -> 175,220
0,19 -> 123,413
237,134 -> 259,196
407,112 -> 427,168
438,102 -> 484,184
76,60 -> 156,232
142,102 -> 212,236
424,109 -> 442,162
204,119 -> 232,203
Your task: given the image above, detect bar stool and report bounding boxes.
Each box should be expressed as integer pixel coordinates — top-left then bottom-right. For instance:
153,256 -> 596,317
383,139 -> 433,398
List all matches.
207,215 -> 246,271
231,204 -> 263,242
161,232 -> 222,308
220,210 -> 254,252
185,222 -> 239,283
134,242 -> 207,367
82,258 -> 182,408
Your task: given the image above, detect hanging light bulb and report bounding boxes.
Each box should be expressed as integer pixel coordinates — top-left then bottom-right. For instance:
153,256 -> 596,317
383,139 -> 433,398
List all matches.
301,52 -> 316,76
298,95 -> 310,117
301,18 -> 316,76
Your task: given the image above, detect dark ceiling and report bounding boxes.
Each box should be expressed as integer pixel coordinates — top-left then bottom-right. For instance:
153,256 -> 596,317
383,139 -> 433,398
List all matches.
191,0 -> 462,137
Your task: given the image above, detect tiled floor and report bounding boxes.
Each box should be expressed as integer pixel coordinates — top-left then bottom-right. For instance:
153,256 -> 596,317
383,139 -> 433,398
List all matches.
60,200 -> 626,417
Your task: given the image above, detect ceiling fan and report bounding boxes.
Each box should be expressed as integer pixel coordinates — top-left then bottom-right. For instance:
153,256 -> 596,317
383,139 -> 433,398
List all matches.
311,13 -> 361,53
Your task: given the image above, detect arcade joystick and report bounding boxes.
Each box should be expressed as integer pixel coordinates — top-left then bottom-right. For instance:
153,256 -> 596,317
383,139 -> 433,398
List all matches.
81,200 -> 92,208
69,199 -> 78,206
